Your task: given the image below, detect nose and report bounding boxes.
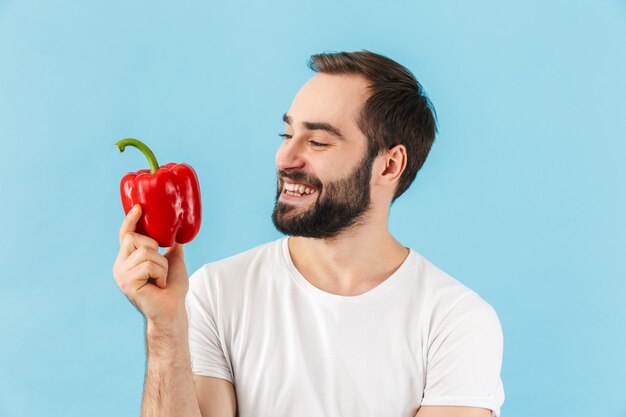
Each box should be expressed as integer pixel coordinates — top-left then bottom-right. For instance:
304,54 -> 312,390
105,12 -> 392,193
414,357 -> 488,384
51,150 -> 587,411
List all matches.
275,135 -> 306,172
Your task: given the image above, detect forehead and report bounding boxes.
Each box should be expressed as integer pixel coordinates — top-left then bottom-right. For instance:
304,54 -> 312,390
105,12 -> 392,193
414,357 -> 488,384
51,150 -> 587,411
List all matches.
287,73 -> 371,135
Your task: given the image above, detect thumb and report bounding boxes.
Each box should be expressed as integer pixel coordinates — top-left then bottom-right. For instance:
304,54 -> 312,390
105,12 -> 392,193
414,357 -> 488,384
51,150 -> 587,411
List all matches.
163,243 -> 188,287
164,243 -> 184,260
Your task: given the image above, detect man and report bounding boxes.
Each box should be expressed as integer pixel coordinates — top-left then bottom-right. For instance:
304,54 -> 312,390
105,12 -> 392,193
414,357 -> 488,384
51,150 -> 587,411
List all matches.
113,50 -> 505,417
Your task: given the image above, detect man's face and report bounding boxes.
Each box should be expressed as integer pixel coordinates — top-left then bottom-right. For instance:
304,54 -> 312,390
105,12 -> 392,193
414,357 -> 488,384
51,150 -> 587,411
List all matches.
271,73 -> 376,239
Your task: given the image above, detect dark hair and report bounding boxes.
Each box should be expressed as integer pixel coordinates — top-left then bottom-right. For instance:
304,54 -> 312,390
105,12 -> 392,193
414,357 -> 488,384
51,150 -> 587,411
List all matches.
307,50 -> 437,202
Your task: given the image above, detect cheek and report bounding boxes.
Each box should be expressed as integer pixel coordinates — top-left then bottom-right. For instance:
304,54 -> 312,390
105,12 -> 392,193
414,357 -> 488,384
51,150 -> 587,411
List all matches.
323,157 -> 357,184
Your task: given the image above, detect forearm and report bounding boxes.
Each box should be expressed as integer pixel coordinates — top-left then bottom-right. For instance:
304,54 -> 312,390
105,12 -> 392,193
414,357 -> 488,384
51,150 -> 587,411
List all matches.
141,313 -> 202,417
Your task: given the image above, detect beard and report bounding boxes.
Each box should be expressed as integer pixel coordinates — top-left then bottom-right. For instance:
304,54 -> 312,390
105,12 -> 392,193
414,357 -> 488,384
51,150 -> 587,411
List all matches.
271,148 -> 376,239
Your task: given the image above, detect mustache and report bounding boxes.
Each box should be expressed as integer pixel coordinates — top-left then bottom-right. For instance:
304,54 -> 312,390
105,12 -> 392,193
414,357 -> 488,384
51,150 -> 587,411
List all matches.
277,169 -> 323,189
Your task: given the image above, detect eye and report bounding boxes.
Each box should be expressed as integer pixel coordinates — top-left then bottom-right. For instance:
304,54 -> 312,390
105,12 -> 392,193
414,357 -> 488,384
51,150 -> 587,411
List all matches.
278,133 -> 329,148
308,140 -> 329,148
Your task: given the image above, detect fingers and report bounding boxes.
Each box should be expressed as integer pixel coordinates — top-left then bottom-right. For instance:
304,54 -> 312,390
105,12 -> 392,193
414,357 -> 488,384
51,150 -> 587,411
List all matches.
117,204 -> 160,259
113,204 -> 165,294
118,204 -> 142,245
126,245 -> 169,287
124,259 -> 168,292
125,246 -> 168,274
114,246 -> 168,289
118,232 -> 159,262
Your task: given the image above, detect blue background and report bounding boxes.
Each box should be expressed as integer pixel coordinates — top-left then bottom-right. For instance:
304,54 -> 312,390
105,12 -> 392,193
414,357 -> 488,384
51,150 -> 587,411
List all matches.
1,0 -> 624,416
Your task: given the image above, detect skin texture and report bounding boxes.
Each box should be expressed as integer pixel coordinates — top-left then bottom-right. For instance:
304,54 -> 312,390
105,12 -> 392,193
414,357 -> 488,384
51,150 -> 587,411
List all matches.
112,72 -> 494,417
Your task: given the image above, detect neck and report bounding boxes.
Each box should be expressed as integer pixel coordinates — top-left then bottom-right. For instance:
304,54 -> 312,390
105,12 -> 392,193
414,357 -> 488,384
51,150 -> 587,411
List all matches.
287,210 -> 410,296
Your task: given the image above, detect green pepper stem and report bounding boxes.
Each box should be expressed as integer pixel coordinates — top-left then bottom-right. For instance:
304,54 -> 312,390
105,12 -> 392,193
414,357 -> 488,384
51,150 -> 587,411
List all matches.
115,138 -> 160,174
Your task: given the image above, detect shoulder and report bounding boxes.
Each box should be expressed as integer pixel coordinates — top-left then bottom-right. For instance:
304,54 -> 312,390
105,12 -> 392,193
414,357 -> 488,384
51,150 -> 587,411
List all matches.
411,252 -> 501,336
413,252 -> 473,306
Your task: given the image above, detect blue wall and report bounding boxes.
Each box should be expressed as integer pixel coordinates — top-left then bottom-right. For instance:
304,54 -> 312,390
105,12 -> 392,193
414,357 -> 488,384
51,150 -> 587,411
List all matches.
0,1 -> 624,416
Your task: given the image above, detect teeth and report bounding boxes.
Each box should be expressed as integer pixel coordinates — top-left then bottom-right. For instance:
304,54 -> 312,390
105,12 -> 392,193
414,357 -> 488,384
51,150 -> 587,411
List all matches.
284,182 -> 315,195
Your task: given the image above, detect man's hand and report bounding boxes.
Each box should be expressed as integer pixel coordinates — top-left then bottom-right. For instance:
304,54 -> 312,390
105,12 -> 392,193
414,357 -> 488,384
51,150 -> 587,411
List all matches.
112,203 -> 189,328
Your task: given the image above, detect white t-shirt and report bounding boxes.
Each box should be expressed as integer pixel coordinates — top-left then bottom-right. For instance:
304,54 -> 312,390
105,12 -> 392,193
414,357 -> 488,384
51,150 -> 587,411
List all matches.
186,237 -> 505,417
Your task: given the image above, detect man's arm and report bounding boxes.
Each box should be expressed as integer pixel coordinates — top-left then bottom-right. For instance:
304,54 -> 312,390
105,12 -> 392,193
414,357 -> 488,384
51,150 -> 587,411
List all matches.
415,405 -> 493,417
140,316 -> 202,417
141,315 -> 236,417
113,205 -> 236,417
193,375 -> 237,417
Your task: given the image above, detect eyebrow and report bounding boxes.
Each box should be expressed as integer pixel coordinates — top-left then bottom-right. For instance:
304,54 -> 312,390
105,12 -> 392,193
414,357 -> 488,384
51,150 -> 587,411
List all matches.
283,113 -> 345,141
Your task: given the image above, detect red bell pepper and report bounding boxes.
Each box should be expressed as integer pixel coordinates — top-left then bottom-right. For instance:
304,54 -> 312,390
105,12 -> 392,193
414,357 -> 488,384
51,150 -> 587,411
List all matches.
115,138 -> 202,247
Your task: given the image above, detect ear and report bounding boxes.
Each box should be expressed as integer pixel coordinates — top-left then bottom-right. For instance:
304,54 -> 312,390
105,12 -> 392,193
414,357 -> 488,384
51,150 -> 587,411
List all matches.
377,144 -> 407,187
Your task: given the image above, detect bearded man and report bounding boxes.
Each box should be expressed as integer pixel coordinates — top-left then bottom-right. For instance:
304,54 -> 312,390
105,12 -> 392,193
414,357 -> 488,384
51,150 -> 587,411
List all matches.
113,50 -> 505,417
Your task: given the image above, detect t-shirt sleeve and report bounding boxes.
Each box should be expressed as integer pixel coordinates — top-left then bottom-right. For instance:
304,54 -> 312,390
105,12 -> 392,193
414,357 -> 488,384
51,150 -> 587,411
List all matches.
185,266 -> 234,383
421,291 -> 505,417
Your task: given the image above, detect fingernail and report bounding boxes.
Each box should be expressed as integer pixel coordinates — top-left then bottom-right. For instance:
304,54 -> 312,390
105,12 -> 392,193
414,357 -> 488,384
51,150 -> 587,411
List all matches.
131,204 -> 139,213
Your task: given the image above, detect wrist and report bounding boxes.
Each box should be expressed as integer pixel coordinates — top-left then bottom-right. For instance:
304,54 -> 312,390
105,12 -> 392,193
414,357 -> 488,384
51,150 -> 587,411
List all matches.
146,308 -> 188,345
146,305 -> 188,332
145,318 -> 190,364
